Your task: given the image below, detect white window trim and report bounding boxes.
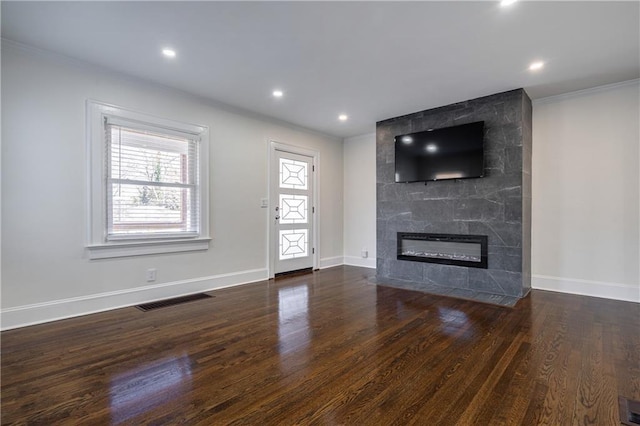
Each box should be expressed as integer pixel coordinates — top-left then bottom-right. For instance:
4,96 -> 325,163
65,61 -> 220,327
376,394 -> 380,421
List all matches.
86,100 -> 210,259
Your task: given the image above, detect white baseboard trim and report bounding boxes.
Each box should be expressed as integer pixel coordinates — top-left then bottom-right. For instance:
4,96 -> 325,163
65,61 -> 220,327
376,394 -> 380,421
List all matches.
532,274 -> 639,303
1,268 -> 268,331
319,256 -> 344,269
344,256 -> 377,269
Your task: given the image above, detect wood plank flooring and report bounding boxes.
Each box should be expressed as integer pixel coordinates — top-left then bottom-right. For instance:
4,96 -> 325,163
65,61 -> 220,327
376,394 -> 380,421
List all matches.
2,266 -> 639,425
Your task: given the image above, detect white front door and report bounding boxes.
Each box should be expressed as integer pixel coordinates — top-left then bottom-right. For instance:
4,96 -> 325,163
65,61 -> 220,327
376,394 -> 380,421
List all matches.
272,149 -> 314,274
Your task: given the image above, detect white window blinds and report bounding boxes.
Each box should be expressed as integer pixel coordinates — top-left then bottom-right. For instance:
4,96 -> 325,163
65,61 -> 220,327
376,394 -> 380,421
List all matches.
105,119 -> 200,240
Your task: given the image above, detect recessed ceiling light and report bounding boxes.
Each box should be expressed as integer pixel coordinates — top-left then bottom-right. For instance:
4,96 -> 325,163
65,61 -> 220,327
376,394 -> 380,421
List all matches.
162,48 -> 176,58
272,90 -> 284,98
529,61 -> 545,71
426,144 -> 438,153
338,114 -> 348,121
500,0 -> 518,7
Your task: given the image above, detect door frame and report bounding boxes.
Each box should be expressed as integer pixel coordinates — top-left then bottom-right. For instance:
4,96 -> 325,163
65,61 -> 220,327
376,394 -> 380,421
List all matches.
267,140 -> 320,279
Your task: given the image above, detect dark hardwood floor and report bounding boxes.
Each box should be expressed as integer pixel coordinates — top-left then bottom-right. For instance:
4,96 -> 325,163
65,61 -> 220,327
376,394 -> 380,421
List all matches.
2,266 -> 639,425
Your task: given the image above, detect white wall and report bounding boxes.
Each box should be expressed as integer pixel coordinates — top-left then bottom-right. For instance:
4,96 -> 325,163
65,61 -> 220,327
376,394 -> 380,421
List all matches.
343,133 -> 376,268
1,42 -> 344,328
532,80 -> 640,302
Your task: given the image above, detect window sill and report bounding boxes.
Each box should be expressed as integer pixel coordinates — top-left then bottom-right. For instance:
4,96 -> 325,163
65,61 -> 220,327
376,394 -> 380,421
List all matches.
87,237 -> 211,260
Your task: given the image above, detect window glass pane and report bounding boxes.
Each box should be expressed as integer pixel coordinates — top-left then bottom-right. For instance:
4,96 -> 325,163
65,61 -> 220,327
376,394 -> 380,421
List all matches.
109,183 -> 197,235
109,127 -> 196,185
279,229 -> 308,260
279,194 -> 308,224
279,158 -> 307,189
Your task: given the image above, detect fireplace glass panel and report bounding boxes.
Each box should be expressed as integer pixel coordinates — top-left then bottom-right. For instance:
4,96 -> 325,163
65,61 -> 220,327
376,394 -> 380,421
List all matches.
397,233 -> 488,269
401,240 -> 481,262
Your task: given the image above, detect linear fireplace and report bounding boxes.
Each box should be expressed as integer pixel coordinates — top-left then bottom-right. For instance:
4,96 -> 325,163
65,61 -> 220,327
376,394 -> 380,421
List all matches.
397,233 -> 488,269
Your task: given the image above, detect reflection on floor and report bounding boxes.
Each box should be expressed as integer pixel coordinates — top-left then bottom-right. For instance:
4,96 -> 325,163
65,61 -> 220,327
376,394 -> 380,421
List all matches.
110,354 -> 192,424
373,275 -> 521,307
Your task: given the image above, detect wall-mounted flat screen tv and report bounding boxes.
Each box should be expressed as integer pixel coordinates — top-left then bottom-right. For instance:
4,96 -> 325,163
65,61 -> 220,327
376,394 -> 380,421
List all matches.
394,121 -> 485,183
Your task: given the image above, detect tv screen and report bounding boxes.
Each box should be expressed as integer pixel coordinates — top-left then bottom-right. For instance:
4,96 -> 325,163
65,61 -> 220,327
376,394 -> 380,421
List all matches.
394,121 -> 484,183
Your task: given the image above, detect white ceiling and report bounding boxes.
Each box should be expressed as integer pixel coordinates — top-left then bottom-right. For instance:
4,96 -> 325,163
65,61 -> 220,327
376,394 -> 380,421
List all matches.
2,1 -> 639,138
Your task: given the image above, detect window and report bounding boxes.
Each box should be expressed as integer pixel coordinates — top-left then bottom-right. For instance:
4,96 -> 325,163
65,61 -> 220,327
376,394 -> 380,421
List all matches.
106,121 -> 198,239
87,101 -> 209,259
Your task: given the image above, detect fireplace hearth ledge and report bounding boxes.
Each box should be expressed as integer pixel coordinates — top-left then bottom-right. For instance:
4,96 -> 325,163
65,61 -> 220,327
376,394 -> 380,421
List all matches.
369,276 -> 522,308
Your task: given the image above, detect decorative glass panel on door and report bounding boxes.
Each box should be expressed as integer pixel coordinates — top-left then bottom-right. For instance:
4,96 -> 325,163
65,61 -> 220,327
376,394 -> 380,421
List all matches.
279,194 -> 308,224
279,229 -> 308,260
279,158 -> 308,190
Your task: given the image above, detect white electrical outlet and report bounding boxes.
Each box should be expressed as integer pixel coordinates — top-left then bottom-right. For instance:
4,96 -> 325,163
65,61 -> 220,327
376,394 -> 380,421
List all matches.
260,198 -> 268,208
361,248 -> 368,258
146,268 -> 157,282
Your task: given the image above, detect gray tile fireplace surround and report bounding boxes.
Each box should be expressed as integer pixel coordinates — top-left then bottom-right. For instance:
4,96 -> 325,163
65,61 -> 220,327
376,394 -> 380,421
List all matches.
376,89 -> 532,306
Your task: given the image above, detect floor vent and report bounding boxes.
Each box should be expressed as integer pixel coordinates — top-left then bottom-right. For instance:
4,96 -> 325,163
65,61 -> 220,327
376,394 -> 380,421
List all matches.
620,396 -> 640,425
136,293 -> 213,312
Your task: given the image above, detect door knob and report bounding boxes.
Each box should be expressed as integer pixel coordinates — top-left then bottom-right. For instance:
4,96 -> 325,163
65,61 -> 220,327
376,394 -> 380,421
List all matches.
275,215 -> 280,220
